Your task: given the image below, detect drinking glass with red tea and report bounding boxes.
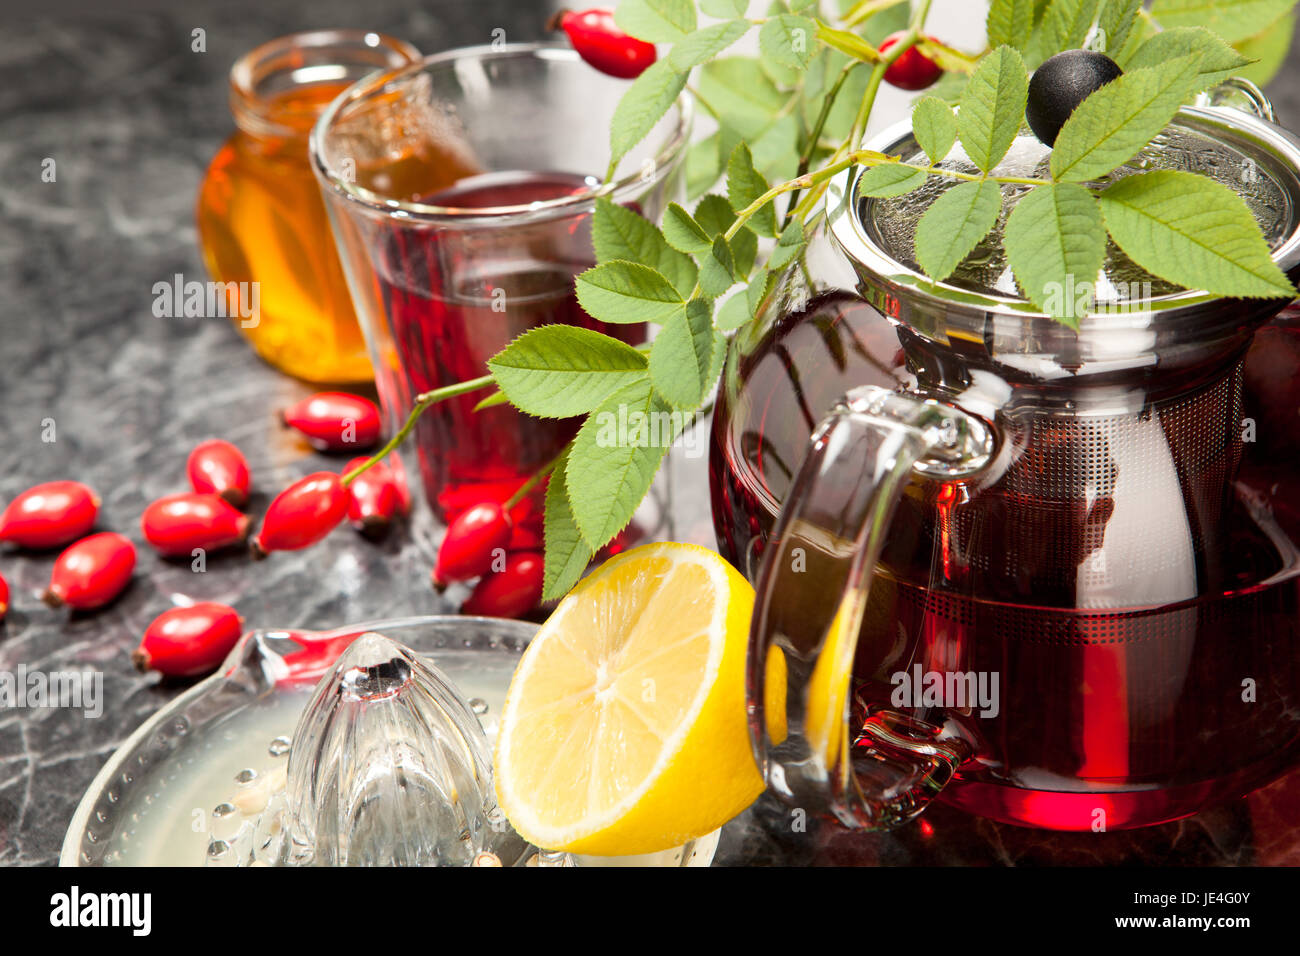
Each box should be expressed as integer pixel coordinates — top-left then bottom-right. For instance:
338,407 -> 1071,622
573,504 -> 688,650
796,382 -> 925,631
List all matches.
312,45 -> 690,538
197,31 -> 419,383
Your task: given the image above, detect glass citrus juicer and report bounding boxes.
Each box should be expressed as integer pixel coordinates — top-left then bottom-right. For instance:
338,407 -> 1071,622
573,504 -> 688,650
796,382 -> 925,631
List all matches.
714,83 -> 1300,831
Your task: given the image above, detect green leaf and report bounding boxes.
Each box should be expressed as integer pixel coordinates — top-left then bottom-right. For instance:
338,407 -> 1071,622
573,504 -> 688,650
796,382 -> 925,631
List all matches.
662,202 -> 714,253
651,299 -> 725,408
699,235 -> 739,296
1050,55 -> 1202,183
914,180 -> 1003,281
592,198 -> 697,297
566,380 -> 678,547
717,269 -> 779,330
669,20 -> 752,70
986,0 -> 1036,50
542,452 -> 592,602
1126,26 -> 1253,84
1235,11 -> 1296,87
685,133 -> 723,199
610,60 -> 690,171
748,111 -> 801,182
1098,169 -> 1296,299
472,391 -> 509,412
1040,0 -> 1102,58
1149,0 -> 1296,44
727,143 -> 776,238
614,0 -> 697,42
816,24 -> 881,63
857,163 -> 928,197
760,15 -> 818,70
487,326 -> 649,418
1004,183 -> 1107,326
701,0 -> 749,16
958,45 -> 1029,173
698,58 -> 785,140
769,219 -> 807,270
912,96 -> 959,163
575,260 -> 686,325
694,193 -> 738,235
1095,0 -> 1141,58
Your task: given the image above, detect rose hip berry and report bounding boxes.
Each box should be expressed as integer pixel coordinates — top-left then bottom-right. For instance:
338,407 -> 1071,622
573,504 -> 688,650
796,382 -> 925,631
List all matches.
42,532 -> 136,611
880,32 -> 943,91
187,439 -> 252,507
133,602 -> 244,678
432,502 -> 513,589
250,472 -> 349,558
141,493 -> 251,557
0,572 -> 9,622
548,8 -> 657,79
343,457 -> 401,539
280,392 -> 382,452
460,552 -> 544,619
0,480 -> 100,550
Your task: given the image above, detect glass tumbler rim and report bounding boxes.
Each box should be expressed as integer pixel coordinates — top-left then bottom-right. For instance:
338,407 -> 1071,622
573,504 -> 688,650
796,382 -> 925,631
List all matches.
309,41 -> 693,225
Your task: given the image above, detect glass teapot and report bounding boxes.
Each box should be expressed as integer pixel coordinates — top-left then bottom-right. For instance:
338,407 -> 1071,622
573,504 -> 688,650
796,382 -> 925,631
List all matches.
711,83 -> 1300,831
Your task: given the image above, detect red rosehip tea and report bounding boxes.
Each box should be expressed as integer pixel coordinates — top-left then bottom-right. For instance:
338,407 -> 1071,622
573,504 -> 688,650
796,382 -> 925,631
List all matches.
375,171 -> 644,524
713,293 -> 1300,830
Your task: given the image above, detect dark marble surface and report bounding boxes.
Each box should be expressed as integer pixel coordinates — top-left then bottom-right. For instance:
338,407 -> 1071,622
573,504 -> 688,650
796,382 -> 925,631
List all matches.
3,0 -> 1300,868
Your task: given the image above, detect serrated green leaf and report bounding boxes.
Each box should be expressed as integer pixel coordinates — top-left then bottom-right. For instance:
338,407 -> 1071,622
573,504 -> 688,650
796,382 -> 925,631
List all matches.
592,198 -> 697,297
566,380 -> 677,547
1235,11 -> 1296,87
769,220 -> 806,270
487,326 -> 649,418
610,60 -> 689,170
717,269 -> 778,330
986,0 -> 1036,50
542,452 -> 592,601
1150,0 -> 1296,43
1098,169 -> 1296,299
685,133 -> 723,199
857,163 -> 928,197
1050,55 -> 1202,182
958,46 -> 1029,173
1004,183 -> 1107,326
575,260 -> 686,325
699,235 -> 739,296
651,299 -> 724,408
694,193 -> 738,235
731,226 -> 758,277
662,202 -> 714,253
915,180 -> 1003,281
912,96 -> 959,162
669,19 -> 752,70
614,0 -> 697,42
760,15 -> 818,70
1126,26 -> 1252,85
1040,0 -> 1102,58
749,111 -> 801,182
1095,0 -> 1141,58
727,143 -> 776,237
701,0 -> 749,16
698,58 -> 785,140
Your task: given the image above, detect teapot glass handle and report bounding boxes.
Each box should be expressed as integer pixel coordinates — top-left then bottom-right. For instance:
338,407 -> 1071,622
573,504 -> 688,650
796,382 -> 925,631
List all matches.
746,385 -> 995,830
1196,77 -> 1275,122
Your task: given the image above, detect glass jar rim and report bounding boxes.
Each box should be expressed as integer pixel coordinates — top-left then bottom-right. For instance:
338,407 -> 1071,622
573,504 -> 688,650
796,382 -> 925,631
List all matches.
229,29 -> 421,140
308,42 -> 693,224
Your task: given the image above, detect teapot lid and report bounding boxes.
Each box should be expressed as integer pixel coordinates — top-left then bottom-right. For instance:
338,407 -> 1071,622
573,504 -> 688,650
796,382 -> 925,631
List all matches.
827,82 -> 1300,365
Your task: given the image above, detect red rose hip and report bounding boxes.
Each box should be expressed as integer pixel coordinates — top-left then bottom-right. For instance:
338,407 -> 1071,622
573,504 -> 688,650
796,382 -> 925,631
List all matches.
880,32 -> 943,91
0,480 -> 100,550
0,572 -> 9,621
42,532 -> 136,611
548,8 -> 657,79
133,602 -> 244,677
280,392 -> 382,451
141,493 -> 251,557
187,439 -> 252,507
250,472 -> 349,557
343,457 -> 400,538
460,552 -> 544,619
432,502 -> 513,588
